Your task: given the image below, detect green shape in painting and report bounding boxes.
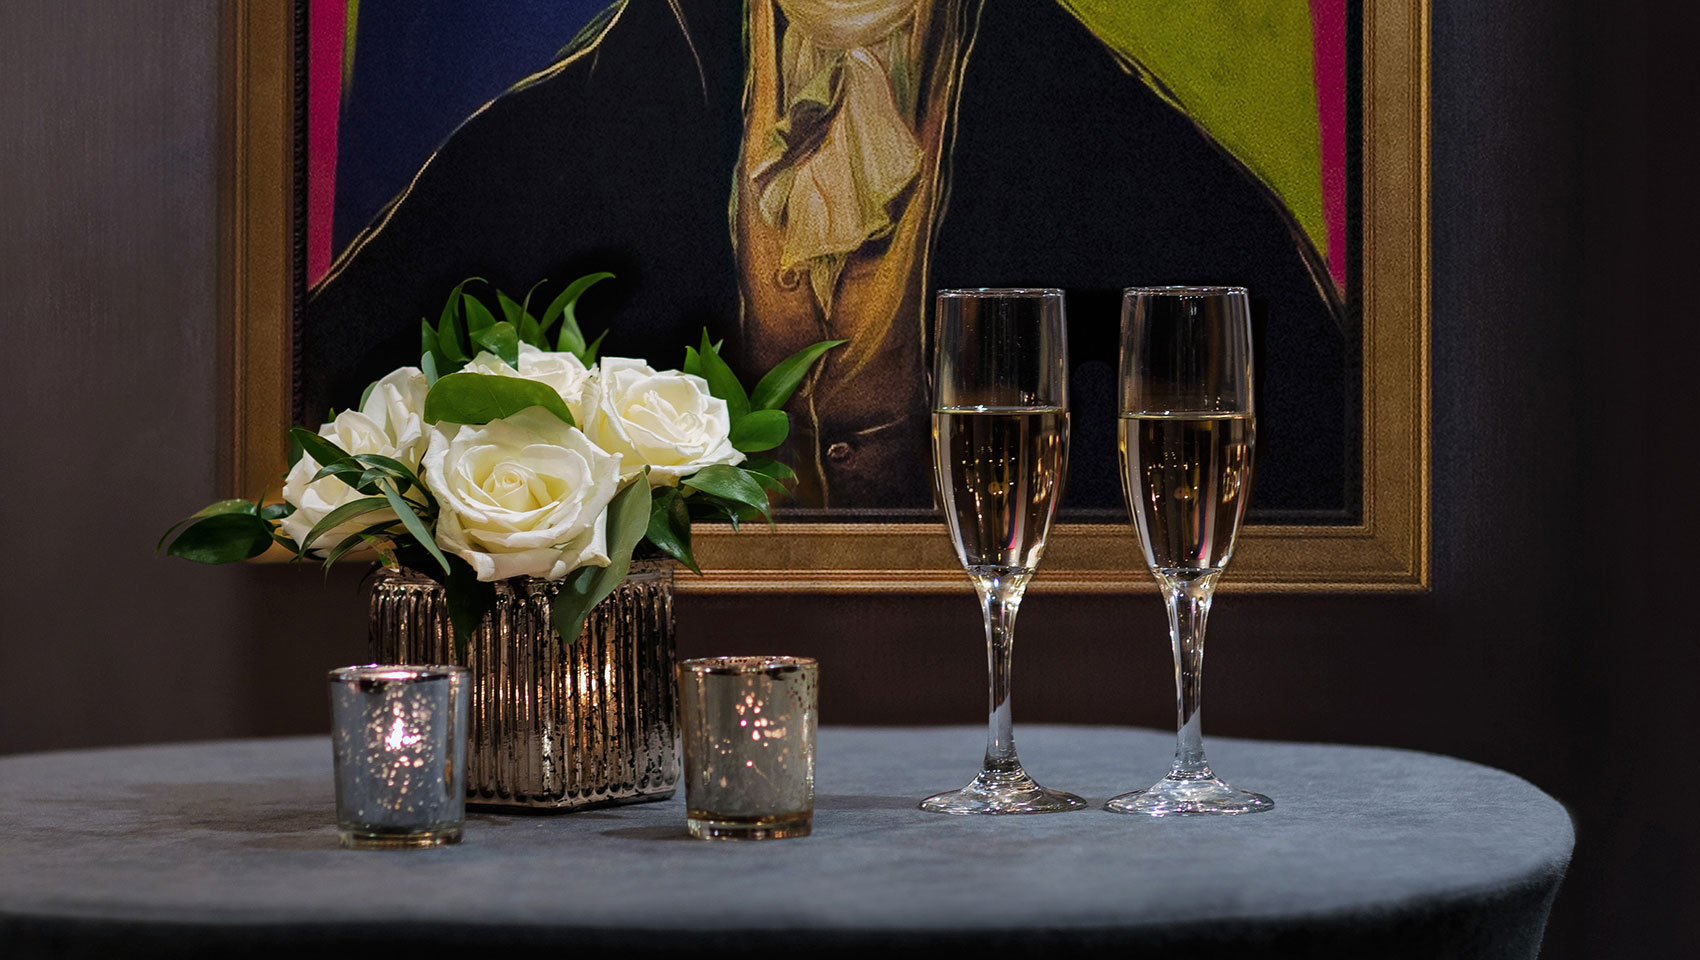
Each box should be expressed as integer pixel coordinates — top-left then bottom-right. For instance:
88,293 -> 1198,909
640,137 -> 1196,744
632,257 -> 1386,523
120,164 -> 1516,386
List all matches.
1059,0 -> 1327,263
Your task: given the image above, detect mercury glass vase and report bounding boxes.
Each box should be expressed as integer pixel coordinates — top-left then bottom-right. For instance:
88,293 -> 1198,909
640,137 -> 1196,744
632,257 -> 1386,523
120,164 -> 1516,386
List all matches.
368,560 -> 678,811
328,664 -> 469,848
679,657 -> 819,840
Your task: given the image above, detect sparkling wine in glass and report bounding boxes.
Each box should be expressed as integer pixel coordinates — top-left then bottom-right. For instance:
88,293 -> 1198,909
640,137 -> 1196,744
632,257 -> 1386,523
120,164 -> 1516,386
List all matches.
921,288 -> 1085,815
1108,286 -> 1273,817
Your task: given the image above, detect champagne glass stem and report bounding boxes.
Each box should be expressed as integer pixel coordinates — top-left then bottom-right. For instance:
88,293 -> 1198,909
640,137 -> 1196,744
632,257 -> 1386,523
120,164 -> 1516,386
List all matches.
976,569 -> 1027,776
1163,571 -> 1219,778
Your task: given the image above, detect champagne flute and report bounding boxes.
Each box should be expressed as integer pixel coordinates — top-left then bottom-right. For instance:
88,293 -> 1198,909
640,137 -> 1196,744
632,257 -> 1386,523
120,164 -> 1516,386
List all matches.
1108,286 -> 1273,816
921,288 -> 1085,815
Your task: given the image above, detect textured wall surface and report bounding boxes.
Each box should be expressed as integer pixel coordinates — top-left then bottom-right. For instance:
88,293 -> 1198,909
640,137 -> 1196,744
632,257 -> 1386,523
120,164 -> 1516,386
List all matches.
0,1 -> 1690,956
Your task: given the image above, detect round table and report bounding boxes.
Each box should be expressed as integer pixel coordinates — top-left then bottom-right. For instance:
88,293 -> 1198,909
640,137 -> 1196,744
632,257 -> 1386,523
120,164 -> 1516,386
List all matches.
0,726 -> 1572,959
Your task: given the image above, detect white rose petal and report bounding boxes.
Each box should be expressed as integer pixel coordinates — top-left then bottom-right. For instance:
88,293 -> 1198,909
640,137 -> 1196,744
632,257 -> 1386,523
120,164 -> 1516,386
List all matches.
583,357 -> 744,486
279,367 -> 428,554
464,343 -> 595,424
422,406 -> 624,581
359,365 -> 430,464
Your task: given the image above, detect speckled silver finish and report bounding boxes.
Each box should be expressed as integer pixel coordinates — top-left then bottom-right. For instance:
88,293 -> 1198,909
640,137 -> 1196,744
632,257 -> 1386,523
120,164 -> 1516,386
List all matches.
368,561 -> 678,811
679,657 -> 818,840
328,664 -> 469,849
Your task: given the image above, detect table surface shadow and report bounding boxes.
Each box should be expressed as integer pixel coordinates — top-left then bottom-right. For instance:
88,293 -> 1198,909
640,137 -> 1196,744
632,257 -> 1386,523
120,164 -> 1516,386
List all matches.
0,725 -> 1573,959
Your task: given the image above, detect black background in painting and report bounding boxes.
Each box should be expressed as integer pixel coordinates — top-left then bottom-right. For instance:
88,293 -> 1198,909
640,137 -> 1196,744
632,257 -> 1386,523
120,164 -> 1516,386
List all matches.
302,0 -> 1350,521
328,0 -> 612,255
926,3 -> 1354,522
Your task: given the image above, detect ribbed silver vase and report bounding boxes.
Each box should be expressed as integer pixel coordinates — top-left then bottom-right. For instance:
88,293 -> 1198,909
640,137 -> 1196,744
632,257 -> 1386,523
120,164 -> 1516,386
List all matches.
368,560 -> 678,811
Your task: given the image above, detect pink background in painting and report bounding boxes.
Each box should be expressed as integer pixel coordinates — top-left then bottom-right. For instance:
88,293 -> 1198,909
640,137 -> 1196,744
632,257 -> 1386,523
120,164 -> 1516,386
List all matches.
1312,0 -> 1348,290
306,0 -> 345,287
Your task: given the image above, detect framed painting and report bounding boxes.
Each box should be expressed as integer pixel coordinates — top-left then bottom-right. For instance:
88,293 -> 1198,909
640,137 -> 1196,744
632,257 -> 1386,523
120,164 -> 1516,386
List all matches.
224,1 -> 1428,593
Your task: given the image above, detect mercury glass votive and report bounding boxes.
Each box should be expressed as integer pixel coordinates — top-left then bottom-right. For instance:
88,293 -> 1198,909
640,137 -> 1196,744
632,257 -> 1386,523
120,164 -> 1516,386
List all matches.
328,664 -> 469,849
679,657 -> 818,840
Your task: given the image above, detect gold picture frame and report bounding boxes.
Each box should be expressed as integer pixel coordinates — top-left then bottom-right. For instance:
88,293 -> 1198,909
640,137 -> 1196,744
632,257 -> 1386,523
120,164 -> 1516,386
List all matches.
223,2 -> 1428,595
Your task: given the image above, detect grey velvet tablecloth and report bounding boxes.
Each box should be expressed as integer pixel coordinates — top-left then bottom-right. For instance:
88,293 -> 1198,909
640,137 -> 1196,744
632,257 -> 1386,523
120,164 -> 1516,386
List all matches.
0,726 -> 1572,959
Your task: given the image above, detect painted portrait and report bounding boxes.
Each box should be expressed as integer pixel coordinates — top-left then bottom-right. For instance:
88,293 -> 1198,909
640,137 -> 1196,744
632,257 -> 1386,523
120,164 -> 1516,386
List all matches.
302,0 -> 1357,527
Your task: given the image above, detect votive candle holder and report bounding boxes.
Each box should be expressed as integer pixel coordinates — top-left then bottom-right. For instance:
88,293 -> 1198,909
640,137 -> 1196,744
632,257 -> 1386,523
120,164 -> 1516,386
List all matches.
328,664 -> 469,849
679,656 -> 818,840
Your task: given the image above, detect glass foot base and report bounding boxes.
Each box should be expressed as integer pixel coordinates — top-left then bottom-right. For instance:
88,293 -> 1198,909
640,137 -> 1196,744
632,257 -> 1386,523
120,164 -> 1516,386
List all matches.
688,810 -> 813,840
1105,775 -> 1273,817
921,770 -> 1087,815
338,825 -> 463,849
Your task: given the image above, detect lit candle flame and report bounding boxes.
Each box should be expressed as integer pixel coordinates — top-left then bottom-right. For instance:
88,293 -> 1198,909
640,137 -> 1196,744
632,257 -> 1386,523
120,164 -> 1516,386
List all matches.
385,716 -> 423,752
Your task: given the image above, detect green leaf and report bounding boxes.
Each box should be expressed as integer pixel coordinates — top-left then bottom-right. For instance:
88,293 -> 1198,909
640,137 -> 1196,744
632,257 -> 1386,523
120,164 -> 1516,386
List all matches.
421,321 -> 444,377
444,553 -> 498,654
519,279 -> 548,320
729,408 -> 789,452
462,292 -> 498,335
682,463 -> 771,518
682,345 -> 702,377
438,320 -> 470,364
518,312 -> 543,349
471,319 -> 521,369
549,477 -> 651,643
750,339 -> 847,411
165,512 -> 275,563
583,329 -> 609,366
319,518 -> 400,574
543,271 -> 614,359
688,489 -> 774,530
359,379 -> 377,410
289,426 -> 354,471
439,278 -> 481,327
298,496 -> 394,556
739,455 -> 797,482
748,471 -> 794,499
539,272 -> 613,332
555,318 -> 586,358
352,453 -> 428,497
378,478 -> 450,576
435,279 -> 477,365
311,460 -> 378,495
259,501 -> 295,521
423,372 -> 575,427
645,487 -> 700,574
695,329 -> 750,423
517,280 -> 548,348
726,502 -> 767,526
496,289 -> 524,326
356,466 -> 405,495
157,499 -> 258,552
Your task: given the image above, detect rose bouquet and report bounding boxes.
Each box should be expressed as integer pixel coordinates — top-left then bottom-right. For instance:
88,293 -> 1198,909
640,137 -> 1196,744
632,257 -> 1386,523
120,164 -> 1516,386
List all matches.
161,273 -> 841,644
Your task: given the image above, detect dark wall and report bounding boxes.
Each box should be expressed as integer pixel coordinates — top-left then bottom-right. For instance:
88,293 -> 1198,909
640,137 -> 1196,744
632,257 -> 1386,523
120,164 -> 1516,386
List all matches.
0,2 -> 1690,956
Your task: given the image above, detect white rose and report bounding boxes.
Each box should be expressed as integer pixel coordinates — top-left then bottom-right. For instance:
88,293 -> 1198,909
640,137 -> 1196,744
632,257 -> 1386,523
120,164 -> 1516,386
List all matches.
582,357 -> 743,486
280,367 -> 428,554
464,343 -> 595,423
422,406 -> 623,581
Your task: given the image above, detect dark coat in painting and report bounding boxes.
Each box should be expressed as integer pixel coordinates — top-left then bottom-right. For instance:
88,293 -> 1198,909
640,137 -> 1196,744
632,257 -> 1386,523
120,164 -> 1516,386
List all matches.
305,1 -> 1349,520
